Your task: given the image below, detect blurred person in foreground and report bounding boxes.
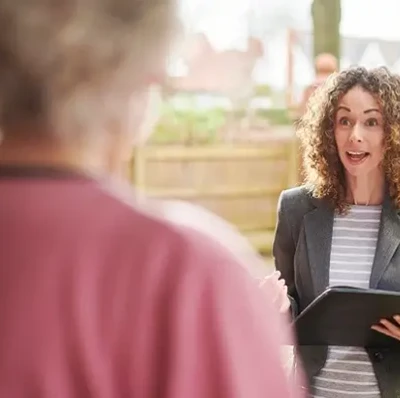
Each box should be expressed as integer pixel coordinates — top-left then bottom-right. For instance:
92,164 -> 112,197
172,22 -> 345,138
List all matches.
274,66 -> 400,397
0,1 -> 303,397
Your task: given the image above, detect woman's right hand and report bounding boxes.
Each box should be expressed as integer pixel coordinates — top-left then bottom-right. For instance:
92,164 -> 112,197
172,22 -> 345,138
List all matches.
260,271 -> 291,314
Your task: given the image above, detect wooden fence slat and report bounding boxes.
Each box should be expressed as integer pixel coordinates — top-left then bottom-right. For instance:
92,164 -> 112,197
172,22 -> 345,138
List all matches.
245,230 -> 275,254
141,145 -> 289,162
132,147 -> 146,189
145,186 -> 284,200
129,140 -> 296,257
236,219 -> 277,232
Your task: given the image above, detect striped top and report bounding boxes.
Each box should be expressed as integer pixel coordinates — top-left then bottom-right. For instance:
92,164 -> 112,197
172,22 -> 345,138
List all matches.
311,205 -> 382,398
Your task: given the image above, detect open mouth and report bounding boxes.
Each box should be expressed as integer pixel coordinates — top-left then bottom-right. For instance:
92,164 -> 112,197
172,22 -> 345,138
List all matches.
346,151 -> 370,164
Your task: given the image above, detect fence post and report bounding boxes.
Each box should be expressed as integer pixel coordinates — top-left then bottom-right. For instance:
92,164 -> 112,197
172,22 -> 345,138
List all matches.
132,146 -> 146,190
288,134 -> 300,187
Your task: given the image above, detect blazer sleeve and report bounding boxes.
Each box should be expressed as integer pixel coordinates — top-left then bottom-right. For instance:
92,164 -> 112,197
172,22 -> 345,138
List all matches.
273,191 -> 299,318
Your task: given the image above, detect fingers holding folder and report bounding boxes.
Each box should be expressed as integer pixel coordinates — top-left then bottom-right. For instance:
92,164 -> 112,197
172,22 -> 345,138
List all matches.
372,315 -> 400,342
294,287 -> 400,347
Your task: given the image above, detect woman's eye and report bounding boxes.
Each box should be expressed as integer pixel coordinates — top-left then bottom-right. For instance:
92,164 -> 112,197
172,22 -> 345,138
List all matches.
366,118 -> 378,127
339,117 -> 351,126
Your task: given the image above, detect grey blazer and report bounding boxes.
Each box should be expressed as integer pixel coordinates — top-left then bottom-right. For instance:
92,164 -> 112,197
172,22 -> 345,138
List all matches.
273,186 -> 400,397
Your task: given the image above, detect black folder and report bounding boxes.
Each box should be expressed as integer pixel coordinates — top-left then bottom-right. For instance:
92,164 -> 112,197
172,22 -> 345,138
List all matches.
294,287 -> 400,348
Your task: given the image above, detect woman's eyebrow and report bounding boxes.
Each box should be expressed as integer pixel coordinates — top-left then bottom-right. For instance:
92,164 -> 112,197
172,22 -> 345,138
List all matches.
364,108 -> 381,114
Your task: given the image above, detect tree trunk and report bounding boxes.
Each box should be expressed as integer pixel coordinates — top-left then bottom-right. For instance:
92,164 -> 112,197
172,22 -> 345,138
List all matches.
312,0 -> 341,63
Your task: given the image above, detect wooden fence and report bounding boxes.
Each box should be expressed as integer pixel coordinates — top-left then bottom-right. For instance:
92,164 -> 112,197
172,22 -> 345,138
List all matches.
129,138 -> 298,256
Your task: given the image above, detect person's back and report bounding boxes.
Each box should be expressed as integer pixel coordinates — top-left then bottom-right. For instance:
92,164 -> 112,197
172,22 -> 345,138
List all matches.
0,167 -> 300,397
0,0 -> 302,396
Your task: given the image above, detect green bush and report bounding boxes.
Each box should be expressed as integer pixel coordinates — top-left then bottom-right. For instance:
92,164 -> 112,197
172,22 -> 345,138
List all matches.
151,104 -> 228,144
254,84 -> 272,97
256,108 -> 291,125
149,102 -> 291,144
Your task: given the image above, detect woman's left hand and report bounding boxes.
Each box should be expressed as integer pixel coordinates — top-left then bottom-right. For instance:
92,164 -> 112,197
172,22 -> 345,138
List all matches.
371,315 -> 400,341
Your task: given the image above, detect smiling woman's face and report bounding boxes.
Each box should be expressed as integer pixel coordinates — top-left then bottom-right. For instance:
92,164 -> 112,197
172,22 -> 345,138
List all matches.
334,86 -> 385,178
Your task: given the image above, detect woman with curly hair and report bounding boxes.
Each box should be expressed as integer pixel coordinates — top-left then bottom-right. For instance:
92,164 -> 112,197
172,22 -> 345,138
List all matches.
274,66 -> 400,397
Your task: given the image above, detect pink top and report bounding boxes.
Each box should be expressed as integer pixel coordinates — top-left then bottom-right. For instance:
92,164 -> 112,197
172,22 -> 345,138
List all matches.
0,166 -> 302,398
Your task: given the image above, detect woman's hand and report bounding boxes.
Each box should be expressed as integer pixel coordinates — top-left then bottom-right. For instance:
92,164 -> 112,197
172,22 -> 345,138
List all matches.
371,315 -> 400,341
260,271 -> 291,314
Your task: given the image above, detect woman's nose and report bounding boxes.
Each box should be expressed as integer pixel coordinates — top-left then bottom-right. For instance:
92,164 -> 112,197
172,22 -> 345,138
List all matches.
349,123 -> 364,143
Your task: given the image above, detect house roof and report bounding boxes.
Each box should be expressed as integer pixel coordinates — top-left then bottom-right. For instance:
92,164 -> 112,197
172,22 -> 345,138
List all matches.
172,33 -> 264,94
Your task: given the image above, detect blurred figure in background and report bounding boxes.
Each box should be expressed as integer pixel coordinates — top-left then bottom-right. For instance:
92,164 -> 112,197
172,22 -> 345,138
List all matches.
296,53 -> 338,184
299,53 -> 338,116
0,1 -> 302,397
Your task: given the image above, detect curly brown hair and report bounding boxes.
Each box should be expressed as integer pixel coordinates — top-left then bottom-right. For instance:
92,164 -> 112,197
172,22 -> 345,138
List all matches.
297,66 -> 400,213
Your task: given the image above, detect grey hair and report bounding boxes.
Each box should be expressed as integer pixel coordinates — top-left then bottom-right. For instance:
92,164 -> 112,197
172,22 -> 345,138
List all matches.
0,0 -> 177,143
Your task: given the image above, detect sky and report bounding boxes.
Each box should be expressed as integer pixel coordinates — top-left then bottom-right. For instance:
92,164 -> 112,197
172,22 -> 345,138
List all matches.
341,0 -> 400,40
178,0 -> 400,51
173,0 -> 400,89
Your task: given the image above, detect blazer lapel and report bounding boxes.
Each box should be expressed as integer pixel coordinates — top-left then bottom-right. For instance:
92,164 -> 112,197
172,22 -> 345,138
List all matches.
370,195 -> 400,288
303,199 -> 334,295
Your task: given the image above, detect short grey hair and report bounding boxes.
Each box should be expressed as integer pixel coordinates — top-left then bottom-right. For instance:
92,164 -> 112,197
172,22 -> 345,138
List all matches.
0,0 -> 177,142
